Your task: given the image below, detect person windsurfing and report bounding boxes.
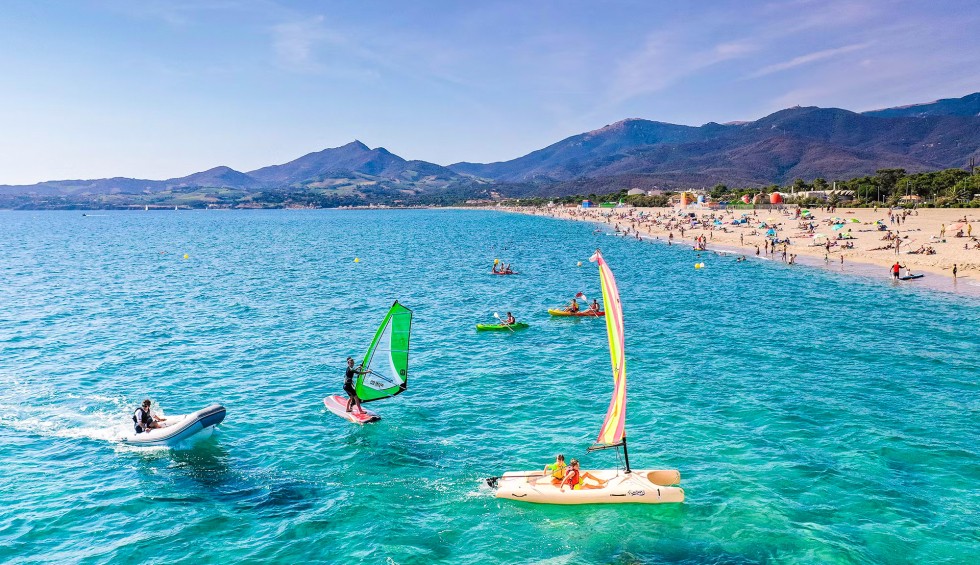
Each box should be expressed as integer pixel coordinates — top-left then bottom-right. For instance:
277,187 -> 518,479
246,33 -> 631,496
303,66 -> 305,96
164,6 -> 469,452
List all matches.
344,357 -> 366,414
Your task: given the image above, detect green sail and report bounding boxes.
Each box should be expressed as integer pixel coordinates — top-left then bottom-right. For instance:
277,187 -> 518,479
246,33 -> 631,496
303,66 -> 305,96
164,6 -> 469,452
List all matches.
354,301 -> 413,403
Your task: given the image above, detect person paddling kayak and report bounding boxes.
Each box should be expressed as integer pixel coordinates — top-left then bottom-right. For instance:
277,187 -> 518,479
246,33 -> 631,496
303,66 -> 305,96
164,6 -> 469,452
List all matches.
566,298 -> 580,313
504,312 -> 516,325
344,357 -> 367,414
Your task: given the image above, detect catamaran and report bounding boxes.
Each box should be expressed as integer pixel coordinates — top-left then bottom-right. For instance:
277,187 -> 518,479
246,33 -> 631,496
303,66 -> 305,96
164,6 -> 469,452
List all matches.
324,301 -> 413,424
488,250 -> 684,504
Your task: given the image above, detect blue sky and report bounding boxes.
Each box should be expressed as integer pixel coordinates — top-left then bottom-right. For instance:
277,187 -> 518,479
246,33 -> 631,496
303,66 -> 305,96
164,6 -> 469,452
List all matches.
1,0 -> 978,184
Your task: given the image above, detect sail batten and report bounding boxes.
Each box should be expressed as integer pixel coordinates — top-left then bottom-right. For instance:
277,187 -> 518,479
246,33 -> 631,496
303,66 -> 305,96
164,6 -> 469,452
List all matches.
590,250 -> 627,447
354,301 -> 413,403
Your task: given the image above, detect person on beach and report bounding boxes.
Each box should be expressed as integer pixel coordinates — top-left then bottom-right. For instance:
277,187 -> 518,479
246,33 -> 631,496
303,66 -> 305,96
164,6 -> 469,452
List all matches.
559,459 -> 608,492
133,399 -> 166,433
953,264 -> 958,279
344,357 -> 366,414
940,224 -> 946,238
891,262 -> 903,280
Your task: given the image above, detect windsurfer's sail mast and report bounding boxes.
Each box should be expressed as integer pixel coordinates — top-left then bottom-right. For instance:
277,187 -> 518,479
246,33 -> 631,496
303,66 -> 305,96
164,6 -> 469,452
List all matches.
587,249 -> 631,473
354,301 -> 413,403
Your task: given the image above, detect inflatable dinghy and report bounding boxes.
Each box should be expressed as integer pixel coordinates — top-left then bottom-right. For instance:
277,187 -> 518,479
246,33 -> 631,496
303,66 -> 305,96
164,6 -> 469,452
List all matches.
120,404 -> 225,447
490,469 -> 684,505
899,274 -> 924,280
323,395 -> 380,424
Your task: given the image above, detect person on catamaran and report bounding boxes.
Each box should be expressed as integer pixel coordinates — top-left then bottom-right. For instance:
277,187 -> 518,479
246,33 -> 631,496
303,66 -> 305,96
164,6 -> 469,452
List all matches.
590,299 -> 600,312
504,312 -> 516,325
133,399 -> 166,433
558,459 -> 608,491
566,298 -> 580,313
344,357 -> 366,414
540,454 -> 566,485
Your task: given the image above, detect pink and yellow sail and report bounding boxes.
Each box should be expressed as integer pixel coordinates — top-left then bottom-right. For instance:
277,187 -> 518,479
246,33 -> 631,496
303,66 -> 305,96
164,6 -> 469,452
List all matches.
590,250 -> 627,447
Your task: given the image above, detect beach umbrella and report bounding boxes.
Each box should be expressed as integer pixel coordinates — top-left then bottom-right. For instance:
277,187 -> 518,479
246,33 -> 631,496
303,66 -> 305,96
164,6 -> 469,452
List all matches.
766,228 -> 777,236
949,222 -> 965,231
814,233 -> 828,241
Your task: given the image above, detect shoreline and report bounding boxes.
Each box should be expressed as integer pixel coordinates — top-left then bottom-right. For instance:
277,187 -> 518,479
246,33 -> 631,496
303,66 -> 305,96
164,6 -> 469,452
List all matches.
502,205 -> 980,298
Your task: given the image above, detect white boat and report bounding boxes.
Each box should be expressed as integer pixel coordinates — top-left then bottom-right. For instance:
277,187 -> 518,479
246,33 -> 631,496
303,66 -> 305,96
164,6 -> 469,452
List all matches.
492,469 -> 683,505
120,404 -> 226,447
489,250 -> 684,505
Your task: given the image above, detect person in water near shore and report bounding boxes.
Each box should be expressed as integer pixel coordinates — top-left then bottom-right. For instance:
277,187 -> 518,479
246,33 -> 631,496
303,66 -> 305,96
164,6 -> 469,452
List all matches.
891,262 -> 904,280
559,459 -> 608,492
504,312 -> 516,325
952,264 -> 958,279
133,399 -> 166,433
344,357 -> 366,414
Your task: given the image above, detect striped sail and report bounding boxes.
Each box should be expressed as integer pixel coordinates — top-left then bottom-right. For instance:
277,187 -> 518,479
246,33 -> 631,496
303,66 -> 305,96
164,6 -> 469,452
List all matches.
590,250 -> 627,447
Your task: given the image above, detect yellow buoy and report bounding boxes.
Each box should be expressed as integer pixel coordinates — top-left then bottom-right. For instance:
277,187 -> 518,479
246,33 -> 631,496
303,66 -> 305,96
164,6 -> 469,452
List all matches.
354,258 -> 360,263
183,253 -> 189,259
494,258 -> 499,265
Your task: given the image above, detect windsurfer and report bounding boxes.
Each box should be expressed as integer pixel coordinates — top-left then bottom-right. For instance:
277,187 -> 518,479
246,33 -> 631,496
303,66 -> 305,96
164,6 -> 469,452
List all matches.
559,459 -> 607,491
344,357 -> 366,414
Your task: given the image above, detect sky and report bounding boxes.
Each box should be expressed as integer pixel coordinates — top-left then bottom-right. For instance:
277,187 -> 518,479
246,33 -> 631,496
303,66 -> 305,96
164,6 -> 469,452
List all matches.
1,0 -> 978,184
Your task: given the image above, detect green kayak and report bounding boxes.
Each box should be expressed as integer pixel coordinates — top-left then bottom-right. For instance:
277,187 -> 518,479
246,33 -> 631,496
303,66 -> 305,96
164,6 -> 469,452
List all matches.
476,322 -> 529,331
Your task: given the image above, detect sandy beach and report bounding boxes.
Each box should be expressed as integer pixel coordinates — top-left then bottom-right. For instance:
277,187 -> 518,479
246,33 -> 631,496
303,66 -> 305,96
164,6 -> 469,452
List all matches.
509,205 -> 980,288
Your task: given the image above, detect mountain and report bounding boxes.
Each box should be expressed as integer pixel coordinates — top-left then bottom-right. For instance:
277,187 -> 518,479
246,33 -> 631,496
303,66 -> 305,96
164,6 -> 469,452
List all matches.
862,93 -> 980,118
173,166 -> 257,189
0,141 -> 467,201
2,91 -> 979,207
449,92 -> 980,190
450,119 -> 704,181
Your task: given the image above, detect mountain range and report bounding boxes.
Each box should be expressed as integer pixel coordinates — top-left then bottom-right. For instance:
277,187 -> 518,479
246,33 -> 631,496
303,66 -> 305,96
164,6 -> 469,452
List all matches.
2,92 -> 979,207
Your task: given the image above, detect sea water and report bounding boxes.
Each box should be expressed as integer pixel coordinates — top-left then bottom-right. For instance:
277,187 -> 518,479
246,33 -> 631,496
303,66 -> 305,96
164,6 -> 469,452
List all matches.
0,209 -> 977,563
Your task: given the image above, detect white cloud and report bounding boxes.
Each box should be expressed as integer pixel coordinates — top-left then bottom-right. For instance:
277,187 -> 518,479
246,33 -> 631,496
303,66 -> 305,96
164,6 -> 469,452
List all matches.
746,42 -> 872,79
271,16 -> 328,72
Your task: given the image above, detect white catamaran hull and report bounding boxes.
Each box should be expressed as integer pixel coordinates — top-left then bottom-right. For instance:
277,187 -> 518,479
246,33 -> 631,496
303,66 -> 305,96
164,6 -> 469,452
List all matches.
120,405 -> 226,447
495,469 -> 684,505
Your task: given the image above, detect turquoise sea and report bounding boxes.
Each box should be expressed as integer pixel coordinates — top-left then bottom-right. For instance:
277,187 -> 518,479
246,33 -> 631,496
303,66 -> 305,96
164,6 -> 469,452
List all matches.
1,209 -> 977,564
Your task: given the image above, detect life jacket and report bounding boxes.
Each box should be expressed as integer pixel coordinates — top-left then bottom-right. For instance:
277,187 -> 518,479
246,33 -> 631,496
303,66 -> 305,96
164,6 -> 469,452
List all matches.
133,407 -> 152,426
564,468 -> 581,486
550,462 -> 566,479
